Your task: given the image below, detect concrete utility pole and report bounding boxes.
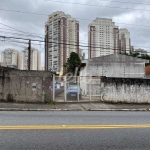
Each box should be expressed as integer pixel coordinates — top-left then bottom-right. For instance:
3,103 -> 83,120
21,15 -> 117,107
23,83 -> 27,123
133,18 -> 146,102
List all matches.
28,40 -> 31,70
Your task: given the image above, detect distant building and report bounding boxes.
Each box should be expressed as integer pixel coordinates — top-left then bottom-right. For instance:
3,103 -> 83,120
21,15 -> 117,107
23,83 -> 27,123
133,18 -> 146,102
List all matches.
45,11 -> 79,75
119,28 -> 131,54
41,66 -> 45,70
18,48 -> 41,70
1,48 -> 18,68
130,46 -> 134,53
134,48 -> 147,57
88,18 -> 132,58
79,48 -> 85,60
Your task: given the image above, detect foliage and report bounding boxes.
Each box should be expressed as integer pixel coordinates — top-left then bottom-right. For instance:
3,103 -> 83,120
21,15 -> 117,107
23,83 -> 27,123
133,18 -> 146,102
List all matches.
64,52 -> 81,75
129,52 -> 139,57
139,54 -> 150,60
122,52 -> 150,60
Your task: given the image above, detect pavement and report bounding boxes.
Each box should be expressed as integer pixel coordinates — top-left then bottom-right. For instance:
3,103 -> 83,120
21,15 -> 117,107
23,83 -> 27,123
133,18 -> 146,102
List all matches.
1,101 -> 150,111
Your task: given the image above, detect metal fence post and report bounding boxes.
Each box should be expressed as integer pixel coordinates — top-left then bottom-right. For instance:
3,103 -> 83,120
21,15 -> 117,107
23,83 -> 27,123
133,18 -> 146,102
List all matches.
90,76 -> 91,101
64,76 -> 66,102
53,74 -> 55,102
77,76 -> 79,101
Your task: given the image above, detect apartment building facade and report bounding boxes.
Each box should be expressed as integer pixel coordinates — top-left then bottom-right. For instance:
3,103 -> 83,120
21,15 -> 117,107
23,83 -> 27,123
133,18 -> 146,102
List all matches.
1,48 -> 18,68
88,18 -> 117,58
88,18 -> 131,58
18,48 -> 41,70
119,28 -> 131,54
45,11 -> 79,75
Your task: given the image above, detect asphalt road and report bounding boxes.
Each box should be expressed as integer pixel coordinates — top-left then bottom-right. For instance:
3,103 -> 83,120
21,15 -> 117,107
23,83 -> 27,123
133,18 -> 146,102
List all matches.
0,111 -> 150,150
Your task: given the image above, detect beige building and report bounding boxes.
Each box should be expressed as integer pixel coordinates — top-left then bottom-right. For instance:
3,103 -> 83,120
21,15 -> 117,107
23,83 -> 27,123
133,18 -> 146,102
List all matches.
119,28 -> 131,54
88,18 -> 131,58
18,48 -> 41,70
88,18 -> 118,58
1,48 -> 18,68
45,11 -> 79,75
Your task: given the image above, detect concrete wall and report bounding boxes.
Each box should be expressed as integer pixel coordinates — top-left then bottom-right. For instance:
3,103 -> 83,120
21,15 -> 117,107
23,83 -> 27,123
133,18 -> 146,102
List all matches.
80,76 -> 150,103
80,54 -> 149,78
0,69 -> 53,103
101,78 -> 150,103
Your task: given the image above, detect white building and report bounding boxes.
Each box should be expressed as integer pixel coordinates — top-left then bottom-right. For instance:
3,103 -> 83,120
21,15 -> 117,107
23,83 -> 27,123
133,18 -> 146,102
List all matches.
1,48 -> 18,68
119,28 -> 131,54
45,11 -> 79,75
88,18 -> 118,58
79,48 -> 85,60
18,48 -> 41,70
134,48 -> 147,57
88,18 -> 132,58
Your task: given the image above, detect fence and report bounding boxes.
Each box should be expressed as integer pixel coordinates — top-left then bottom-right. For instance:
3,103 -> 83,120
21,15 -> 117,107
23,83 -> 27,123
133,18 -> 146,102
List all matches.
53,76 -> 150,103
53,75 -> 102,102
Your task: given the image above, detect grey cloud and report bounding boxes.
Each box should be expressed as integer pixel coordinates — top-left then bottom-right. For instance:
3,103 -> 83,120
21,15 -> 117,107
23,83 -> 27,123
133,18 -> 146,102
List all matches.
0,0 -> 150,59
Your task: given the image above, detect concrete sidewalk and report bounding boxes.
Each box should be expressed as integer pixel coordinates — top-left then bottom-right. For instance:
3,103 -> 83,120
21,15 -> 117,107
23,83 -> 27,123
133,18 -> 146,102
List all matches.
0,102 -> 150,111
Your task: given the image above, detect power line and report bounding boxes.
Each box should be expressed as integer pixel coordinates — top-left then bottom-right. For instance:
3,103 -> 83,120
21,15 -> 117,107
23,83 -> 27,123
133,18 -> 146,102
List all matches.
98,0 -> 150,6
2,36 -> 150,54
1,25 -> 150,50
0,30 -> 44,39
0,23 -> 43,38
0,35 -> 120,50
0,35 -> 149,52
1,8 -> 150,29
0,40 -> 26,48
45,0 -> 150,12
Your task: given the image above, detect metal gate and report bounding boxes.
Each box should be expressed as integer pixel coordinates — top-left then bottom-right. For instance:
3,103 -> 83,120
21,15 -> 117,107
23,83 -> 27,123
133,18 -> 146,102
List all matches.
53,75 -> 102,102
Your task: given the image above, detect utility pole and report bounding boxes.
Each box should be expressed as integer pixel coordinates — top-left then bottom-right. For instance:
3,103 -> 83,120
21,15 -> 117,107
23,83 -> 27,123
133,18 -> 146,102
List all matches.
28,40 -> 31,70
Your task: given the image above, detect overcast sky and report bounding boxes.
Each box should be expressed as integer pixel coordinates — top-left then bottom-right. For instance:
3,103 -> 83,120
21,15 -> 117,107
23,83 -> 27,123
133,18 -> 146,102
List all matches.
0,0 -> 150,65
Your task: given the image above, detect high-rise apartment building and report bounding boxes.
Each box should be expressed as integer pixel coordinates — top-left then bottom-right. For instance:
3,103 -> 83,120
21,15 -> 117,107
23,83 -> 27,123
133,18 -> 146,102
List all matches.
88,18 -> 131,58
88,18 -> 117,58
114,26 -> 120,54
1,48 -> 18,68
45,11 -> 79,75
119,28 -> 131,54
18,48 -> 41,70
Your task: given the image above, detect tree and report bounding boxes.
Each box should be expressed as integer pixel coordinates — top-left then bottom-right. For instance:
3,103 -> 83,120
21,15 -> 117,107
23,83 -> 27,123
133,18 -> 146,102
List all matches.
129,52 -> 139,57
64,52 -> 81,75
139,54 -> 150,60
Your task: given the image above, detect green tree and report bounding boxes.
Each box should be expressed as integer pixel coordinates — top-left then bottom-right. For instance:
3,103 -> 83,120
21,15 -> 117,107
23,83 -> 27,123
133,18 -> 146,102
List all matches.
64,52 -> 81,75
129,52 -> 139,57
139,54 -> 150,60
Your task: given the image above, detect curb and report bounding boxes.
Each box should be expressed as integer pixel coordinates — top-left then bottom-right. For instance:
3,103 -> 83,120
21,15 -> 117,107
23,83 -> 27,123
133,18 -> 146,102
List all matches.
88,108 -> 150,111
0,108 -> 150,111
0,108 -> 84,111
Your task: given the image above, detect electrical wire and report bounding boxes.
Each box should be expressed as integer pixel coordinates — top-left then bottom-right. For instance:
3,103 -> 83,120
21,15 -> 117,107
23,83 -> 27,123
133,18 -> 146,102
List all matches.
98,0 -> 150,6
0,7 -> 150,28
1,27 -> 150,52
45,0 -> 150,12
1,35 -> 150,53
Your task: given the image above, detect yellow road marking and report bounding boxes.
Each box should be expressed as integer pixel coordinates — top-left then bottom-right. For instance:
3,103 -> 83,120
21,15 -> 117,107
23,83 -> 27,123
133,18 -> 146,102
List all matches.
0,124 -> 150,130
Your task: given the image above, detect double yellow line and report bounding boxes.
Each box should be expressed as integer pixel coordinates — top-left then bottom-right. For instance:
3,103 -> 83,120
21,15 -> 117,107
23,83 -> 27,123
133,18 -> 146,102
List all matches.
0,124 -> 150,130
